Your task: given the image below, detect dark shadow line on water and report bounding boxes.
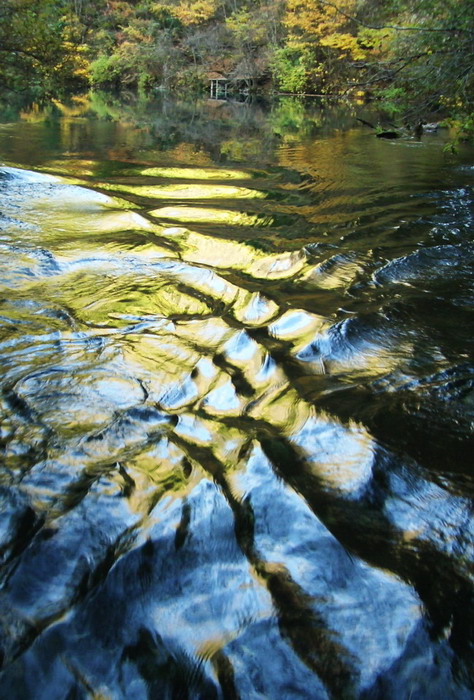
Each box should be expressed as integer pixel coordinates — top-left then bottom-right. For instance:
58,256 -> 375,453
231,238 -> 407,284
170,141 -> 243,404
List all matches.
170,432 -> 358,700
154,304 -> 473,652
256,432 -> 474,681
122,626 -> 218,700
245,321 -> 474,485
0,518 -> 144,673
182,397 -> 474,685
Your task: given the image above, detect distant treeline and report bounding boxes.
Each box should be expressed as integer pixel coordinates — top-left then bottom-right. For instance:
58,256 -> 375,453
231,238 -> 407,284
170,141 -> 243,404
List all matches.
0,0 -> 472,133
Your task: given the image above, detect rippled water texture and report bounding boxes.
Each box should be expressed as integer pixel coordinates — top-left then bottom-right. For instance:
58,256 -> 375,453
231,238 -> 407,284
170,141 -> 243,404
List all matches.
0,96 -> 473,699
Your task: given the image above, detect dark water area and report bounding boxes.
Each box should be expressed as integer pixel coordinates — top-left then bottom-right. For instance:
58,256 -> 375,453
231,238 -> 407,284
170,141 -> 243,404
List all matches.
0,93 -> 473,699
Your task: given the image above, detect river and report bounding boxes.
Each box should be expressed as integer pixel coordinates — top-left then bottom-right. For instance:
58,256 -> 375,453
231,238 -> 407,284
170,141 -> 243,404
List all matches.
0,93 -> 473,699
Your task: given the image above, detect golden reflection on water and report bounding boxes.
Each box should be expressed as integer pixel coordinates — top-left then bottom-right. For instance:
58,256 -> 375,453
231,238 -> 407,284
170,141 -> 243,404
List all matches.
158,227 -> 307,282
40,159 -> 98,177
150,206 -> 272,227
140,166 -> 249,180
99,182 -> 266,200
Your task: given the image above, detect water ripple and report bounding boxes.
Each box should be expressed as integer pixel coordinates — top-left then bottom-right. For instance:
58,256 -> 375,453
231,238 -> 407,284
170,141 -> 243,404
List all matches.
0,116 -> 473,699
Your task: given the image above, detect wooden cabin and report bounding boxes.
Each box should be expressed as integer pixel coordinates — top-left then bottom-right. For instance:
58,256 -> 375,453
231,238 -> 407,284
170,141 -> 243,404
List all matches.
207,72 -> 228,99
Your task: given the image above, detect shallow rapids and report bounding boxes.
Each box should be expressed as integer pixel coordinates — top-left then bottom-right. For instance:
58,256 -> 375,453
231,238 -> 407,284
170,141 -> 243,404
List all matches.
0,96 -> 473,699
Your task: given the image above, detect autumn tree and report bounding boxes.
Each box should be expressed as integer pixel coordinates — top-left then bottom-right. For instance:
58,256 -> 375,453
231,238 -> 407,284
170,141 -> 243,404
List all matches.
0,0 -> 89,95
225,3 -> 284,90
172,0 -> 220,26
359,0 -> 474,128
272,0 -> 368,93
1,0 -> 471,135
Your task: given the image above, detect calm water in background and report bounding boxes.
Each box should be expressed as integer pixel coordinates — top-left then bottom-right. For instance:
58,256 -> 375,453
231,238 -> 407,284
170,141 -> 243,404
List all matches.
0,94 -> 473,699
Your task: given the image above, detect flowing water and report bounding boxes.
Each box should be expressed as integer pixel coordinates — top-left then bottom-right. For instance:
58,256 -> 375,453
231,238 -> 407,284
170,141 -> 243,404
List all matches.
0,94 -> 473,699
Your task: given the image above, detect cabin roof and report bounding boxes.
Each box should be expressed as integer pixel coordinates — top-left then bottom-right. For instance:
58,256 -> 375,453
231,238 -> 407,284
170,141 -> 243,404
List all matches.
207,72 -> 227,81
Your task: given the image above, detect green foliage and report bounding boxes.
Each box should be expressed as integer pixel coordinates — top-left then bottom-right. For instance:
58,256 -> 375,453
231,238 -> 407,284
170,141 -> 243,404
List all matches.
89,54 -> 124,88
0,0 -> 89,95
355,0 -> 474,127
90,35 -> 186,90
270,96 -> 307,133
172,65 -> 208,93
374,86 -> 408,116
271,47 -> 310,94
269,96 -> 326,141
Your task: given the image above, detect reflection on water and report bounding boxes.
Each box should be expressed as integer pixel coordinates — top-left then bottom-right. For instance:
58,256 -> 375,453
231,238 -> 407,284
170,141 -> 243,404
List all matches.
0,93 -> 473,699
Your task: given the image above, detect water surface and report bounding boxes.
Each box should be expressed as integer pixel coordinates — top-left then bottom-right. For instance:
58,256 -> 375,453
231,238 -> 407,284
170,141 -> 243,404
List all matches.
0,94 -> 473,699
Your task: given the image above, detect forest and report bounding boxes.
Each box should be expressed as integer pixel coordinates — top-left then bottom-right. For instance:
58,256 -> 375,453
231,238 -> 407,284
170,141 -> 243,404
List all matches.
0,0 -> 473,134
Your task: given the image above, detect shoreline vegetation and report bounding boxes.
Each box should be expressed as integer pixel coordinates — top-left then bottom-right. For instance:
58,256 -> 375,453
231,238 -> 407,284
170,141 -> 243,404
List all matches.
0,0 -> 472,140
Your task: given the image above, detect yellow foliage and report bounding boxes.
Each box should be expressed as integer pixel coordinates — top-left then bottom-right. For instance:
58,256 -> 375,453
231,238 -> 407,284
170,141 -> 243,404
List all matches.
284,0 -> 357,38
72,65 -> 91,80
356,27 -> 393,54
51,99 -> 86,117
283,0 -> 368,59
172,0 -> 218,26
226,10 -> 268,45
320,33 -> 366,60
19,104 -> 50,123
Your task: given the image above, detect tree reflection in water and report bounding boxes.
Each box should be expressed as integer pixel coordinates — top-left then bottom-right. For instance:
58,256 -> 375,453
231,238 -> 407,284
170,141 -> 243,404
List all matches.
0,94 -> 472,698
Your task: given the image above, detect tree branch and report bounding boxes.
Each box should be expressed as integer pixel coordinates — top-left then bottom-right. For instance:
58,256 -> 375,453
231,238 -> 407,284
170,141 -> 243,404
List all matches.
0,47 -> 44,62
316,0 -> 473,34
